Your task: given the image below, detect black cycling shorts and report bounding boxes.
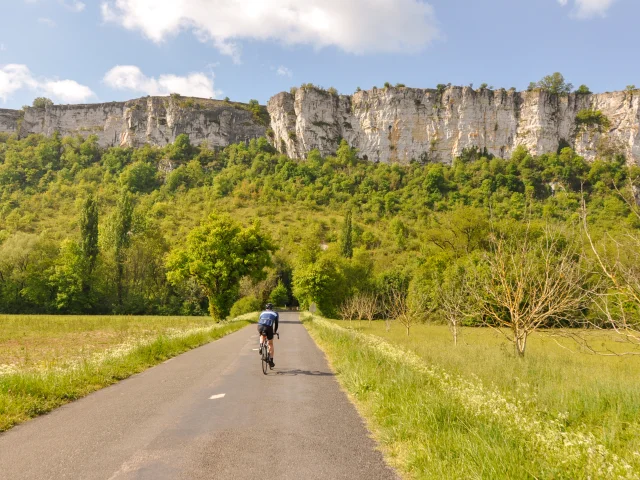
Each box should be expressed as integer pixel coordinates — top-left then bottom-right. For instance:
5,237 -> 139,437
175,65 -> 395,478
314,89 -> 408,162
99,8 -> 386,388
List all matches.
257,324 -> 274,340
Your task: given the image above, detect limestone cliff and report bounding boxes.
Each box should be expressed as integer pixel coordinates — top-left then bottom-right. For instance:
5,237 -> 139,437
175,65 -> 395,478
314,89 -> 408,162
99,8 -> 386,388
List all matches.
267,86 -> 640,163
0,96 -> 266,148
0,109 -> 23,136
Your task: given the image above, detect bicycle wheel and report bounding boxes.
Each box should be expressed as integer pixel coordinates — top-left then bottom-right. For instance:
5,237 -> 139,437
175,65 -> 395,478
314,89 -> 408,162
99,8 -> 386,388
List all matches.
261,347 -> 269,375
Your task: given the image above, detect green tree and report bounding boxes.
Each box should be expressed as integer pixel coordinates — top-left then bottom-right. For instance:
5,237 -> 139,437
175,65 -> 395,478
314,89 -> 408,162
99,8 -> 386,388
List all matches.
269,280 -> 289,306
534,72 -> 573,95
340,210 -> 353,258
32,97 -> 54,108
119,161 -> 158,193
113,191 -> 134,308
169,134 -> 193,162
49,240 -> 86,313
292,255 -> 345,317
80,196 -> 99,275
575,84 -> 592,94
166,215 -> 276,320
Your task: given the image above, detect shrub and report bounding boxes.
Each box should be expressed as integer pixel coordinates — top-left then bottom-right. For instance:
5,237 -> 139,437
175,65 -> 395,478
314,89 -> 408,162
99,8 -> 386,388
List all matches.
327,87 -> 338,96
229,296 -> 261,319
32,97 -> 53,109
576,109 -> 611,129
384,82 -> 392,89
575,85 -> 592,95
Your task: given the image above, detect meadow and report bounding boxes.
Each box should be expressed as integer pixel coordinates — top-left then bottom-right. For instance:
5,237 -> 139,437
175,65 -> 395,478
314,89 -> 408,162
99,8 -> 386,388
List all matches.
306,316 -> 640,479
0,314 -> 253,431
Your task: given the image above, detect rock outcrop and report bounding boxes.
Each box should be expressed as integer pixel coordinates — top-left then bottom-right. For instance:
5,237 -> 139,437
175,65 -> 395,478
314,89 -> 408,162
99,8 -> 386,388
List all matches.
0,96 -> 266,148
3,87 -> 640,164
267,86 -> 640,163
0,109 -> 23,136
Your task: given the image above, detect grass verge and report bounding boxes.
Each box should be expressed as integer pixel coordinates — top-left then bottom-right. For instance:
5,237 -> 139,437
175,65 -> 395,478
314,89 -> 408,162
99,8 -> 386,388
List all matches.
0,315 -> 253,432
303,314 -> 636,480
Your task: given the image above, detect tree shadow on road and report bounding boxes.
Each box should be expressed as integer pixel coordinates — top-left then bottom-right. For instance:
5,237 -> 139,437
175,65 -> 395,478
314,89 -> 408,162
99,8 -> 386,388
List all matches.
274,369 -> 334,377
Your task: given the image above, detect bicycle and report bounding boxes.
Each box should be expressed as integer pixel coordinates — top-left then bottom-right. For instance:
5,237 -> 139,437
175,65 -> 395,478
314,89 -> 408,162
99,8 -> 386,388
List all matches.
260,332 -> 279,375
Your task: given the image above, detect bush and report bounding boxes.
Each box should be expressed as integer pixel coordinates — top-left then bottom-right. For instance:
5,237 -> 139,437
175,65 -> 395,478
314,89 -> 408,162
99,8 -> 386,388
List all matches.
32,97 -> 53,109
269,281 -> 289,307
229,296 -> 261,319
576,109 -> 611,130
119,161 -> 159,193
575,85 -> 592,95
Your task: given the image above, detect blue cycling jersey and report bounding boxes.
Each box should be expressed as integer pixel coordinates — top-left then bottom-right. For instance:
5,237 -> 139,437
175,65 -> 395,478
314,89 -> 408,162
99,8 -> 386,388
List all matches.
258,311 -> 278,327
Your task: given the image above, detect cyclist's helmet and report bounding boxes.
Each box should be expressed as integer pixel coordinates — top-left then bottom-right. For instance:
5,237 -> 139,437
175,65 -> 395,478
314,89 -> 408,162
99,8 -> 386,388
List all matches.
265,303 -> 273,310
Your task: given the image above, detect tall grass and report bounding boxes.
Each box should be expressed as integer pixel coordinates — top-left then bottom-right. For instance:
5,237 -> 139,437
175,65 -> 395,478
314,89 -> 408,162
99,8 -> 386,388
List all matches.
305,315 -> 638,479
0,314 -> 254,431
346,320 -> 640,458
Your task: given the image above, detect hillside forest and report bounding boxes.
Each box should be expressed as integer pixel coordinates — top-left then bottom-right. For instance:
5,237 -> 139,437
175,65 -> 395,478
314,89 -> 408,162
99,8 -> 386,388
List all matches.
1,130 -> 639,356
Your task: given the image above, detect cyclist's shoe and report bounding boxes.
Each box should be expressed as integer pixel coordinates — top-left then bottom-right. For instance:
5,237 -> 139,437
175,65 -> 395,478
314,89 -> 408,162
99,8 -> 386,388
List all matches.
269,359 -> 275,369
258,345 -> 262,355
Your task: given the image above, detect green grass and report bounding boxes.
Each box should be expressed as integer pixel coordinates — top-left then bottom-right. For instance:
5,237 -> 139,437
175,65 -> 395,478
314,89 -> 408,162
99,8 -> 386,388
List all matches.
0,314 -> 254,431
305,316 -> 639,479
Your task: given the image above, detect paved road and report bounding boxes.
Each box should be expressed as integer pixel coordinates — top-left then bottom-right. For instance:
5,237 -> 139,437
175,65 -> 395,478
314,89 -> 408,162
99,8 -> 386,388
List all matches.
0,312 -> 398,479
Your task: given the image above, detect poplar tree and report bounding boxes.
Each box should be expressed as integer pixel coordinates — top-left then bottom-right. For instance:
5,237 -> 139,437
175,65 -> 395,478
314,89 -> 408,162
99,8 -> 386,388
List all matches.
340,210 -> 353,259
80,195 -> 99,275
113,191 -> 133,307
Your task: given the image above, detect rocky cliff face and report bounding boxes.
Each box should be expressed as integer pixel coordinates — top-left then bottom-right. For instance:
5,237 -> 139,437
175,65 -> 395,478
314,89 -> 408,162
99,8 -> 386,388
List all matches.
267,86 -> 640,163
0,109 -> 23,135
3,87 -> 640,164
0,96 -> 266,148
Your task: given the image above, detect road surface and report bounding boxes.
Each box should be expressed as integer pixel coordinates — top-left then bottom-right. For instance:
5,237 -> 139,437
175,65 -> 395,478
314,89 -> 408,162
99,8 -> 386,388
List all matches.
0,312 -> 398,479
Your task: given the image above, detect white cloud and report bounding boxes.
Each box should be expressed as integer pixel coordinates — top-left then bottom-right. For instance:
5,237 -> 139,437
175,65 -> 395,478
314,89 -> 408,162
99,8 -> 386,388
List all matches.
0,65 -> 38,102
558,0 -> 616,18
276,66 -> 292,78
38,17 -> 56,27
0,64 -> 95,103
103,65 -> 219,98
41,80 -> 94,103
100,0 -> 439,61
60,0 -> 86,12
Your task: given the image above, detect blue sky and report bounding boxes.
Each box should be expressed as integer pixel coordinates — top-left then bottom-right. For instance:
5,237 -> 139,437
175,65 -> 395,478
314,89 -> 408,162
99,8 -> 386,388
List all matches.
0,0 -> 637,108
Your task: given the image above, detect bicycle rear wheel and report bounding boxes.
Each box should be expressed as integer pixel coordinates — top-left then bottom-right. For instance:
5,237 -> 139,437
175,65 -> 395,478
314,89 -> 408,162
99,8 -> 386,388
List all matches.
261,347 -> 269,375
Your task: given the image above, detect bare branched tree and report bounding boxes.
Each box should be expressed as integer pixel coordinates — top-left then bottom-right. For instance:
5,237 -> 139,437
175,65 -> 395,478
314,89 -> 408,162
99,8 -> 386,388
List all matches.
436,268 -> 469,346
385,286 -> 429,336
338,297 -> 357,326
582,197 -> 640,351
361,293 -> 379,325
469,228 -> 592,357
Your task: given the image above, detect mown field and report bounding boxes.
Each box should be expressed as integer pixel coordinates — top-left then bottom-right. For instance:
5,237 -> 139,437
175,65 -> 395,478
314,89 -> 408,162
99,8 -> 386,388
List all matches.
0,314 -> 253,431
306,316 -> 640,479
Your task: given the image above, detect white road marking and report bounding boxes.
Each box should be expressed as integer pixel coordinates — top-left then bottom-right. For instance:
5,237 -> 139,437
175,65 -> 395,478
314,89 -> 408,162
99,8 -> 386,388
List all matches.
163,359 -> 173,364
209,394 -> 226,400
252,348 -> 259,351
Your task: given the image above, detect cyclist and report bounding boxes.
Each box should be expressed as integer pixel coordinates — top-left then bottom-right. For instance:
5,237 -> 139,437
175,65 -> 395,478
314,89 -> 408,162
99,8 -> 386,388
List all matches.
257,303 -> 279,368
